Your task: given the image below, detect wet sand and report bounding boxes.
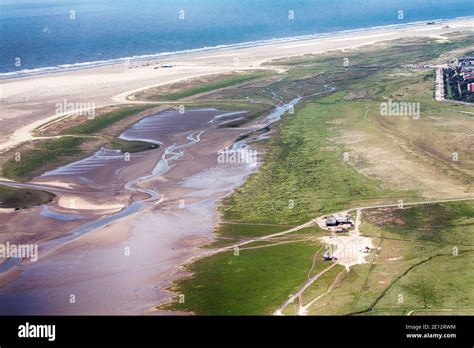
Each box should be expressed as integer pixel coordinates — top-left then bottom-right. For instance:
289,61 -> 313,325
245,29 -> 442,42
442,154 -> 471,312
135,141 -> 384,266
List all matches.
0,107 -> 262,314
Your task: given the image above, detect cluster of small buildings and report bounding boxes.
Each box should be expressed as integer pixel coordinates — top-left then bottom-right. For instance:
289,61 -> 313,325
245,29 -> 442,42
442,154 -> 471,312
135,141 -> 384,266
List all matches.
325,215 -> 353,229
445,56 -> 474,101
458,57 -> 474,85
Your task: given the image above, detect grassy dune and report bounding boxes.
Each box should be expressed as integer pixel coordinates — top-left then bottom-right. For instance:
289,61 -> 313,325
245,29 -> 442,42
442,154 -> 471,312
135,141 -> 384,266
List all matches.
2,137 -> 85,180
137,71 -> 273,101
61,105 -> 152,135
0,185 -> 54,209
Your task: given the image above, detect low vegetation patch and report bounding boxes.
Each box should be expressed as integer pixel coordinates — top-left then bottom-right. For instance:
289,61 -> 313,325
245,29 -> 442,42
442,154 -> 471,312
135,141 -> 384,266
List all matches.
0,185 -> 55,209
62,105 -> 153,135
163,241 -> 323,315
137,71 -> 273,101
2,137 -> 85,180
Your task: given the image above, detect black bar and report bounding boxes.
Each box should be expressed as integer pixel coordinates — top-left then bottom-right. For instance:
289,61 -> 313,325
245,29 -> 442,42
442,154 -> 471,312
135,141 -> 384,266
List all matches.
0,316 -> 473,347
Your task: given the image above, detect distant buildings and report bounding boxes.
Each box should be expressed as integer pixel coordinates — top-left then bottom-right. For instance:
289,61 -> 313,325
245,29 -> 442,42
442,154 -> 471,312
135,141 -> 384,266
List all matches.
458,57 -> 474,80
460,57 -> 474,80
443,56 -> 474,103
459,56 -> 474,64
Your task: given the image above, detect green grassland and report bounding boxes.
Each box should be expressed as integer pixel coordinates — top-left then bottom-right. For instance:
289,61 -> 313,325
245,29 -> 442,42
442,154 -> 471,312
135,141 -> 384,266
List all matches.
221,91 -> 409,225
163,34 -> 474,315
281,263 -> 345,315
368,202 -> 474,245
373,252 -> 474,315
221,35 -> 474,226
2,137 -> 86,180
360,201 -> 474,315
164,240 -> 330,315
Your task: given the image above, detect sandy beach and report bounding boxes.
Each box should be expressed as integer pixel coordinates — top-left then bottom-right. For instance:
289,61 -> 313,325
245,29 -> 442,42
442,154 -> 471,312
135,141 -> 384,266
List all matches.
0,17 -> 473,315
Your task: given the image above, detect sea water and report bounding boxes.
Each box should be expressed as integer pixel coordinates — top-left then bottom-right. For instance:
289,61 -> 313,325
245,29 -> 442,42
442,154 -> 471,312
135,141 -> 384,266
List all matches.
0,0 -> 472,78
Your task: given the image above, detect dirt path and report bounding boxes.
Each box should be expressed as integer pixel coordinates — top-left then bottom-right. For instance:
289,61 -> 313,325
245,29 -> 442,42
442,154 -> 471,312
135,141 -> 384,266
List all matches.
298,268 -> 346,315
274,263 -> 338,315
435,67 -> 445,102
